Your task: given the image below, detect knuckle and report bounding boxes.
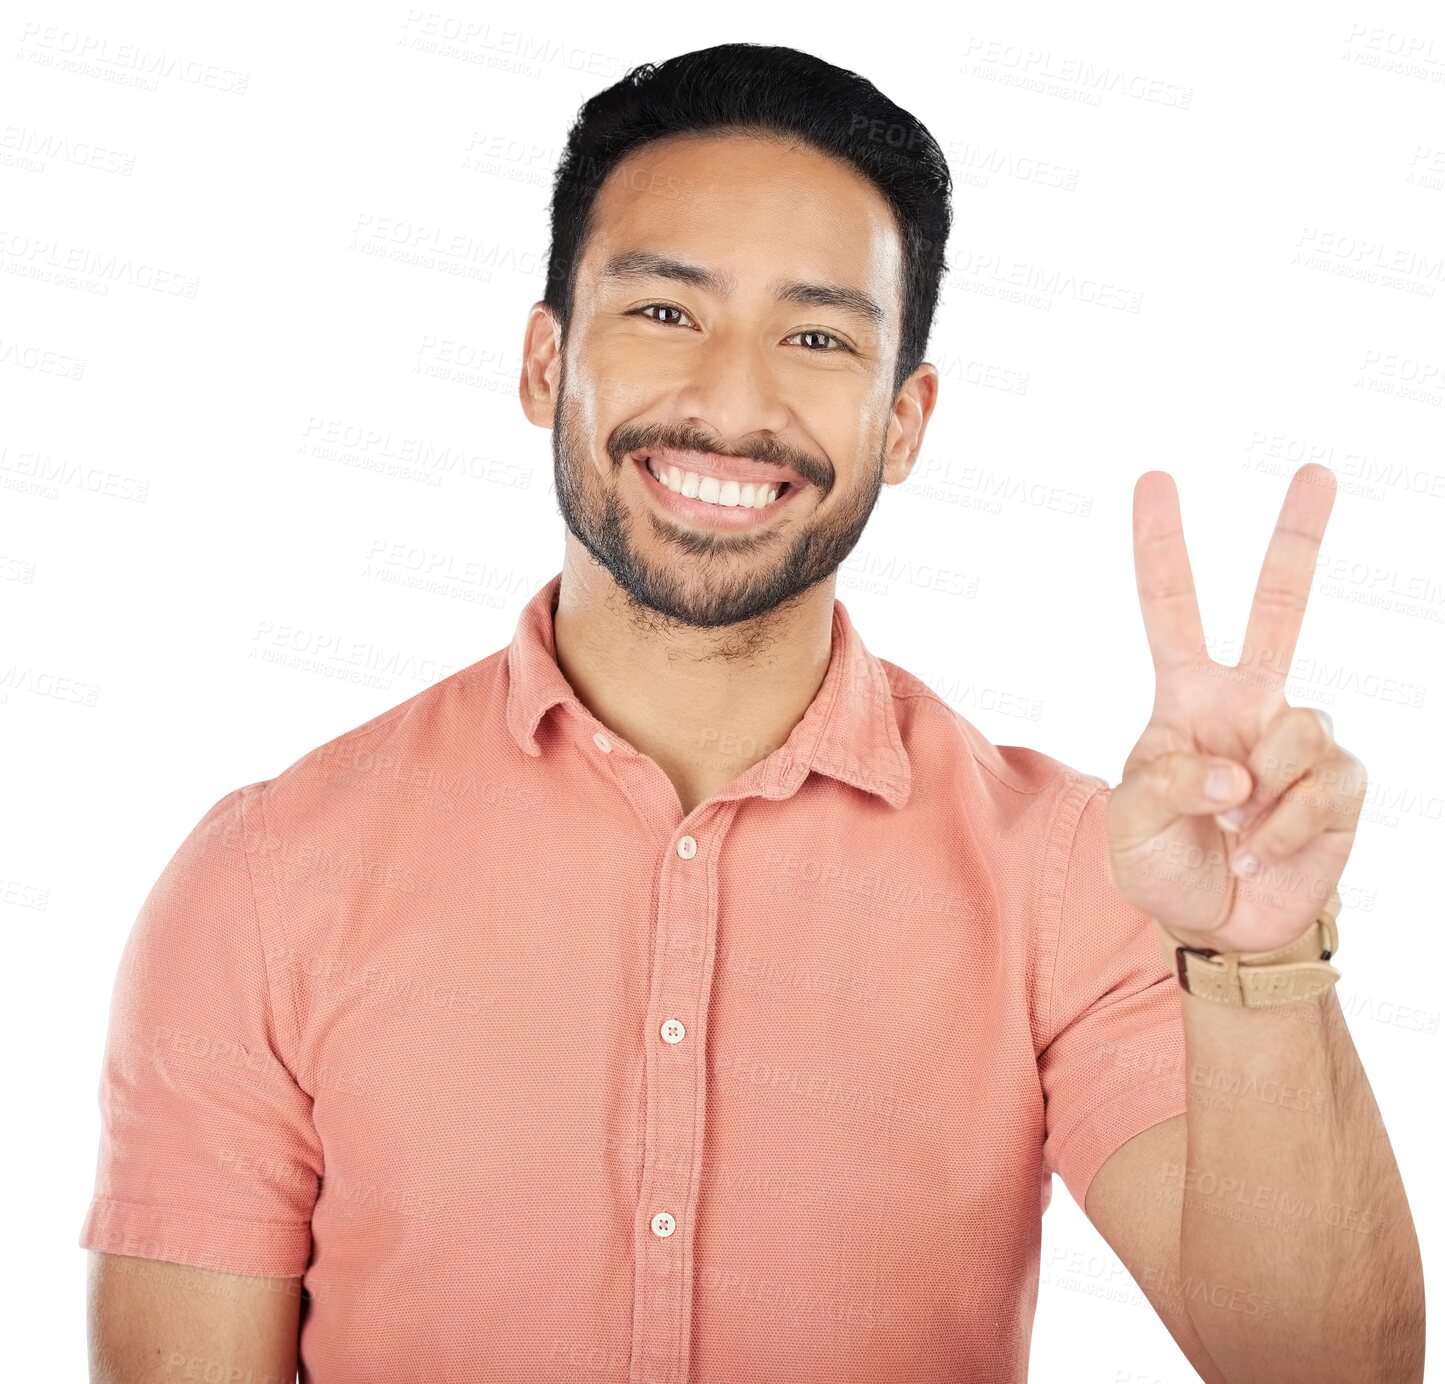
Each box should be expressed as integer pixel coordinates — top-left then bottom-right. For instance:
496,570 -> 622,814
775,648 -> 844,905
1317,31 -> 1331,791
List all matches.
1143,757 -> 1174,796
1159,753 -> 1193,797
1254,747 -> 1295,784
1321,752 -> 1366,805
1250,826 -> 1283,858
1340,754 -> 1368,807
1296,706 -> 1331,750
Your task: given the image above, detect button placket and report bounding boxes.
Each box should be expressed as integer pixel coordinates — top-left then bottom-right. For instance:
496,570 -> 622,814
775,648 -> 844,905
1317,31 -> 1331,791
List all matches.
630,823 -> 714,1384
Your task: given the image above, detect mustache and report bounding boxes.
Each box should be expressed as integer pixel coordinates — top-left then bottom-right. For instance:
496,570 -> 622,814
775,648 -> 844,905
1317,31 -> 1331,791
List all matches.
610,428 -> 828,491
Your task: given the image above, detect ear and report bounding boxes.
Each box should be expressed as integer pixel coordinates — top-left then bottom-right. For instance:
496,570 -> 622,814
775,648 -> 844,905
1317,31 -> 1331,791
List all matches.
882,361 -> 939,487
518,303 -> 563,429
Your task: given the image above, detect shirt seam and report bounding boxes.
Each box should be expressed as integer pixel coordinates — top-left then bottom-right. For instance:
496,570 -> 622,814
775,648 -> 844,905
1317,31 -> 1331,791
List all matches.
888,687 -> 1058,796
238,782 -> 308,1096
1038,776 -> 1110,1053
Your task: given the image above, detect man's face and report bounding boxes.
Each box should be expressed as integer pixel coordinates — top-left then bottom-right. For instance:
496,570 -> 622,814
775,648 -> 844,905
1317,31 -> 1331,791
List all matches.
537,131 -> 925,629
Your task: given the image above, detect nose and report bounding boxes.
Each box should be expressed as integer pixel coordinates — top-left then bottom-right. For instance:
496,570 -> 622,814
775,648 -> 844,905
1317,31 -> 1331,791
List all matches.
667,325 -> 792,447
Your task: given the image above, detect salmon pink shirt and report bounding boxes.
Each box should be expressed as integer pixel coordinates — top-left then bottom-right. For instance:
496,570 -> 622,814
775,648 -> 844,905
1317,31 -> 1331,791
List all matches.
80,570 -> 1189,1383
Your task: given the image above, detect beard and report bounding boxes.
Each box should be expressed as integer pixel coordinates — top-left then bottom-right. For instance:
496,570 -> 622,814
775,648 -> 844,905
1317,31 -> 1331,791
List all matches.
550,357 -> 888,632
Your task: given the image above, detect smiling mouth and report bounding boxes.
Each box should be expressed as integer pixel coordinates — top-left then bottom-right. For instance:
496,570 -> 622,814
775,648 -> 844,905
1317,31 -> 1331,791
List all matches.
637,454 -> 794,511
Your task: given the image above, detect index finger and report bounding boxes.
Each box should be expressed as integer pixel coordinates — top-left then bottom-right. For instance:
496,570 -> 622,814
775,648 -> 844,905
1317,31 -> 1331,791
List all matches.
1132,469 -> 1206,680
1240,462 -> 1336,691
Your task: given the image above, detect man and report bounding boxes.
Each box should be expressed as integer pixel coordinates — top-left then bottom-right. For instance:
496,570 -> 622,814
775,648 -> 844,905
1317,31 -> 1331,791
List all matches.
82,42 -> 1423,1384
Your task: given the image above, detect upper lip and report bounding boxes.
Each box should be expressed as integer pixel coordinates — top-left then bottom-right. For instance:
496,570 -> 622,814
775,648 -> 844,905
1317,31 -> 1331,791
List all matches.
631,448 -> 806,489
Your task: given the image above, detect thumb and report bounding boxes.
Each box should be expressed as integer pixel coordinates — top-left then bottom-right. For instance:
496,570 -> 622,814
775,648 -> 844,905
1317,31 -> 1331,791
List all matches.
1112,751 -> 1253,844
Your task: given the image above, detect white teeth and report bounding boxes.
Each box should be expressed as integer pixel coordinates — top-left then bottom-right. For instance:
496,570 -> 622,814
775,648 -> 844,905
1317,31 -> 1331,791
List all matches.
645,457 -> 783,509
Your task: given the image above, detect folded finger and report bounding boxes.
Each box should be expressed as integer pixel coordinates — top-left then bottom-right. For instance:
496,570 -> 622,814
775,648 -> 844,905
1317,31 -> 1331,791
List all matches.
1217,705 -> 1333,836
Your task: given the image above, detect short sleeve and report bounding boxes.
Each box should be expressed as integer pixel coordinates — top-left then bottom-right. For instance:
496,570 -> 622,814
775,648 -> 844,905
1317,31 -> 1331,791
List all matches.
78,785 -> 322,1277
1037,780 -> 1188,1210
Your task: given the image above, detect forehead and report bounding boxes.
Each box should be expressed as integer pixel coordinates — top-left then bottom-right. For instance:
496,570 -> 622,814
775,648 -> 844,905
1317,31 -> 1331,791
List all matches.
582,131 -> 904,327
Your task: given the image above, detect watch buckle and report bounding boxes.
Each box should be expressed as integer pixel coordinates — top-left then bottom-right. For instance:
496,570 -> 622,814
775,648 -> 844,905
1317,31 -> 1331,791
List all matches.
1174,942 -> 1218,995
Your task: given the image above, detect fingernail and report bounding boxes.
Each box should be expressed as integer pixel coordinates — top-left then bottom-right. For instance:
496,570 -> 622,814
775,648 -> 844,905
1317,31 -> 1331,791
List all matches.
1216,807 -> 1247,831
1232,852 -> 1258,878
1206,766 -> 1240,801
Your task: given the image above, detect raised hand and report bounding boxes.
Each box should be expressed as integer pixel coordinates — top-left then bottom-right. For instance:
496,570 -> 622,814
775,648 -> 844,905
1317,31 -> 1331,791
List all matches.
1106,463 -> 1367,953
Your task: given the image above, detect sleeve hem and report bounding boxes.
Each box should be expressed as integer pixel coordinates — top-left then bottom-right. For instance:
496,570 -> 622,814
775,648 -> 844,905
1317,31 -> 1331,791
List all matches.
78,1195 -> 312,1279
1050,1076 -> 1189,1213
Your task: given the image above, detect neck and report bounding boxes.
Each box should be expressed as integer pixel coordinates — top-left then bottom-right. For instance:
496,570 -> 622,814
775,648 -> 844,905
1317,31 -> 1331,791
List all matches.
550,540 -> 837,806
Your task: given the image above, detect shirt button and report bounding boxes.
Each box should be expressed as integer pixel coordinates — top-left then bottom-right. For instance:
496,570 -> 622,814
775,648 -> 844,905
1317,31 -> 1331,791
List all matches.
660,1018 -> 685,1044
676,835 -> 697,859
650,1211 -> 676,1238
592,731 -> 612,753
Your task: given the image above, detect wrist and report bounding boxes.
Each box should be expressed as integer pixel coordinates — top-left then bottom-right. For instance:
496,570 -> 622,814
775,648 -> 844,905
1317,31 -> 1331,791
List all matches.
1156,889 -> 1342,1009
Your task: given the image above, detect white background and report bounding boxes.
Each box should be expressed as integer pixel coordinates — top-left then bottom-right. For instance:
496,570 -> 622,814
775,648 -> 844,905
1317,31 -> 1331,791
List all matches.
5,2 -> 1442,1379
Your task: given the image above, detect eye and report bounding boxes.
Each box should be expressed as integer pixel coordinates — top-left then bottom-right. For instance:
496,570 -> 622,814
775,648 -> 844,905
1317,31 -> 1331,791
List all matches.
628,304 -> 855,355
629,302 -> 696,329
785,328 -> 852,354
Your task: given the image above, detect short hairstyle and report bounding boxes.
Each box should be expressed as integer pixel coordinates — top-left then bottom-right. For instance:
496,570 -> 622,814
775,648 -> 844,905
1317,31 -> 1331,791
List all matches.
543,42 -> 953,397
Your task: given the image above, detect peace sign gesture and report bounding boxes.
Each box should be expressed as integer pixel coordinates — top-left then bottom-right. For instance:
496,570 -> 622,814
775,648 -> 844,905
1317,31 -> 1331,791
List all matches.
1106,463 -> 1367,954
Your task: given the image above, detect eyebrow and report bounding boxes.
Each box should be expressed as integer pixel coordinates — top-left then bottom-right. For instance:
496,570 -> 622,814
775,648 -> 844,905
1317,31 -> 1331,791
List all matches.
598,250 -> 885,333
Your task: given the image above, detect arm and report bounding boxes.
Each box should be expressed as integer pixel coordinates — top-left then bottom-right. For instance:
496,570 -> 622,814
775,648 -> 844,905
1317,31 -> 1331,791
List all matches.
1092,465 -> 1427,1380
1173,984 -> 1424,1381
1086,989 -> 1426,1383
79,788 -> 322,1378
1086,1113 -> 1229,1384
87,1251 -> 301,1384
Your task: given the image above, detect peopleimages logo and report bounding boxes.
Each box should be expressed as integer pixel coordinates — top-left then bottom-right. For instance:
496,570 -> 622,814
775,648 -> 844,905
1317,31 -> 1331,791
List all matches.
15,23 -> 250,94
959,36 -> 1193,109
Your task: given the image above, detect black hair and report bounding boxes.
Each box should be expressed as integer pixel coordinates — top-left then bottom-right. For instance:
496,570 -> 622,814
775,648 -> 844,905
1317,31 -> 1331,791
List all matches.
543,42 -> 953,397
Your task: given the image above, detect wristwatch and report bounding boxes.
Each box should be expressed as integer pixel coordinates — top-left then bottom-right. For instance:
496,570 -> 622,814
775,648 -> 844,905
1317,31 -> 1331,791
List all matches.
1156,888 -> 1342,1007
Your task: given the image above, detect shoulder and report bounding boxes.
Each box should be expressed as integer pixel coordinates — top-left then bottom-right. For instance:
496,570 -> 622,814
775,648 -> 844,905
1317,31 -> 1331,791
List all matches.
878,655 -> 1109,837
245,645 -> 509,830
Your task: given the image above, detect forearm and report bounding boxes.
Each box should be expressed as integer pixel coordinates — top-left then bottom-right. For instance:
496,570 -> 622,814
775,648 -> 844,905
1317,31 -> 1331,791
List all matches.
1174,983 -> 1424,1383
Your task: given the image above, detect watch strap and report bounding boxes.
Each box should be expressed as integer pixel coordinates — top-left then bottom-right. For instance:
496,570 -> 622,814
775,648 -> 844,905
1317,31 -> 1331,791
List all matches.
1156,888 -> 1342,1007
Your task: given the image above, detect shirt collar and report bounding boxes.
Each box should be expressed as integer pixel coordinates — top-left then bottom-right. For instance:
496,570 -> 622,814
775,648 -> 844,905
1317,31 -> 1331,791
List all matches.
504,572 -> 912,809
